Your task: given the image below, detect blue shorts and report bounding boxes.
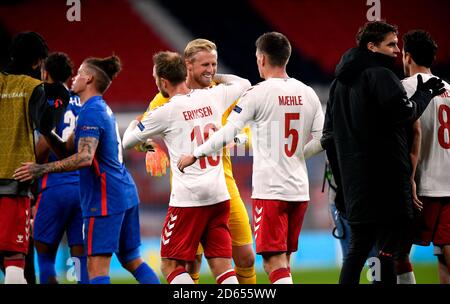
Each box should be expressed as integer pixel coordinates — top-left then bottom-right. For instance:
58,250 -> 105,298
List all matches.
33,183 -> 83,247
83,204 -> 141,256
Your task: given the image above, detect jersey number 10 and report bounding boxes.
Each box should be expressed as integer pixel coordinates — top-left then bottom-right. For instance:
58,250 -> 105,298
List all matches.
191,123 -> 220,169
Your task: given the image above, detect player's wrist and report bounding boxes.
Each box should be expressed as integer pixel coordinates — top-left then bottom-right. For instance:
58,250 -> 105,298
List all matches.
193,149 -> 202,159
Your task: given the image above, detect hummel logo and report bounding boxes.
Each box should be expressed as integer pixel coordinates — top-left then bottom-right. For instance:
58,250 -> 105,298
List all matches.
254,206 -> 263,241
161,237 -> 170,245
17,235 -> 24,243
162,213 -> 177,246
164,229 -> 172,238
255,206 -> 263,215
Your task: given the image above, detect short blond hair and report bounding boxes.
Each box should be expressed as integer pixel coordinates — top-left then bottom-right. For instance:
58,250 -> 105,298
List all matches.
184,38 -> 217,62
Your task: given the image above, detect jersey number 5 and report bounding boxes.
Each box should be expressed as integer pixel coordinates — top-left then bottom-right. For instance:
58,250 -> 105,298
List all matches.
438,104 -> 450,149
191,124 -> 220,169
285,113 -> 300,157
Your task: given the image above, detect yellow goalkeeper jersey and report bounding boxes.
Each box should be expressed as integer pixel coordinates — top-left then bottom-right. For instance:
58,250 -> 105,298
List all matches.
143,91 -> 248,199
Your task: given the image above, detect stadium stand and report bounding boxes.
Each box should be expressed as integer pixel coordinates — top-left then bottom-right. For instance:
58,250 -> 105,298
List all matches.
0,0 -> 171,110
250,0 -> 450,80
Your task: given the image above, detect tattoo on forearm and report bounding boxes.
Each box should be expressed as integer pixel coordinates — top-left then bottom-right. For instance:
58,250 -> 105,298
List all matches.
44,137 -> 99,174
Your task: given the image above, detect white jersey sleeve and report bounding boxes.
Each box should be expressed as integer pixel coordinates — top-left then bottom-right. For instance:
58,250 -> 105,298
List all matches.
134,103 -> 171,140
303,87 -> 325,159
403,73 -> 450,196
122,104 -> 171,150
227,86 -> 258,129
209,74 -> 251,114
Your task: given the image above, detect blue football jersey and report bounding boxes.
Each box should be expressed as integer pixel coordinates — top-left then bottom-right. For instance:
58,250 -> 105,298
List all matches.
38,93 -> 81,192
74,95 -> 139,217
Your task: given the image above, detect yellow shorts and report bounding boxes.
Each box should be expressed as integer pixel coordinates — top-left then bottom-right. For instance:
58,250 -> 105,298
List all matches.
196,194 -> 253,255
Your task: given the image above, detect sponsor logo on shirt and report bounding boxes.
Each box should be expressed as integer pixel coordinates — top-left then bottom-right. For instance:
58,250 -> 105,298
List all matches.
81,126 -> 99,131
233,105 -> 242,113
47,98 -> 64,108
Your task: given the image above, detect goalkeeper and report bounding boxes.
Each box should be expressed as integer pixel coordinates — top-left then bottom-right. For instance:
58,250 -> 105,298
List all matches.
137,39 -> 256,284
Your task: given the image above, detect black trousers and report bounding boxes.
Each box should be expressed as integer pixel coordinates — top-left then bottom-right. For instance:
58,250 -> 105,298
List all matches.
339,222 -> 408,284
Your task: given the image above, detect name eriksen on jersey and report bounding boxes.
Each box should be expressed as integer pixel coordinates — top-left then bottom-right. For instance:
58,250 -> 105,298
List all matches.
278,95 -> 303,106
182,106 -> 213,121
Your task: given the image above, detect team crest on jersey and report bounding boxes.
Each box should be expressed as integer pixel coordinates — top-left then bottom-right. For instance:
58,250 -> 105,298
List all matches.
233,105 -> 242,113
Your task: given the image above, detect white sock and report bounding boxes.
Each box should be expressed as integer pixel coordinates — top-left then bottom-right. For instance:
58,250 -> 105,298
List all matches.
4,266 -> 27,284
273,276 -> 293,284
220,276 -> 239,284
216,269 -> 239,284
170,272 -> 194,284
397,272 -> 416,284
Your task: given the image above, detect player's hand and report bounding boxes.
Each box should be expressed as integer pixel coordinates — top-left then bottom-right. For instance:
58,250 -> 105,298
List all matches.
411,179 -> 423,211
135,138 -> 155,153
13,162 -> 44,182
416,74 -> 446,98
177,154 -> 197,173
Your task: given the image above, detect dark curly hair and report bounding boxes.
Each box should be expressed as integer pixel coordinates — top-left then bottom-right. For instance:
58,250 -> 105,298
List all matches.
356,21 -> 398,49
403,30 -> 437,68
9,31 -> 48,67
44,52 -> 73,83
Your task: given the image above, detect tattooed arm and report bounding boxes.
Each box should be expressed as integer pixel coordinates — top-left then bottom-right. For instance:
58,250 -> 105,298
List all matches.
13,136 -> 98,182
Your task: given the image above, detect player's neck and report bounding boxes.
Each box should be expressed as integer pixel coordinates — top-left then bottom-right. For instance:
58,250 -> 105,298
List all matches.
263,67 -> 288,80
79,89 -> 101,104
185,78 -> 204,90
410,65 -> 431,76
169,82 -> 191,98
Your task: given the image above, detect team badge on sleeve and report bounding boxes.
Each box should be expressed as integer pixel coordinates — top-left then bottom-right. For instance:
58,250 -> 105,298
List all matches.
137,121 -> 145,131
233,105 -> 242,113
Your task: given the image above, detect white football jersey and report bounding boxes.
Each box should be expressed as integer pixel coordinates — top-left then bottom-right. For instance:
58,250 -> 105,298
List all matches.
132,84 -> 245,207
402,73 -> 450,197
227,78 -> 324,201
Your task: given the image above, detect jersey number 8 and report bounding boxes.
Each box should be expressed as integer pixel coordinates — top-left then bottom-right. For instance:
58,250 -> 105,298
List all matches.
438,104 -> 450,149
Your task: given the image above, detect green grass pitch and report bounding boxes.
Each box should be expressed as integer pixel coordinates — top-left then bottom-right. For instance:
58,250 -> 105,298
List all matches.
107,263 -> 440,284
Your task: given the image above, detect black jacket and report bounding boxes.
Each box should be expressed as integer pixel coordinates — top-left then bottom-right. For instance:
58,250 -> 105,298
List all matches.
323,48 -> 432,225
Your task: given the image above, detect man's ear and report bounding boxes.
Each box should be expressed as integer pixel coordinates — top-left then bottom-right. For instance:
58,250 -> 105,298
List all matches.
261,53 -> 267,67
41,70 -> 49,82
405,52 -> 413,65
161,78 -> 169,91
86,74 -> 94,84
367,42 -> 376,52
185,59 -> 193,71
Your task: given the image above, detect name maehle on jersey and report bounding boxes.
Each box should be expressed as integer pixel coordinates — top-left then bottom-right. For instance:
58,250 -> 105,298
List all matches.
278,95 -> 303,106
